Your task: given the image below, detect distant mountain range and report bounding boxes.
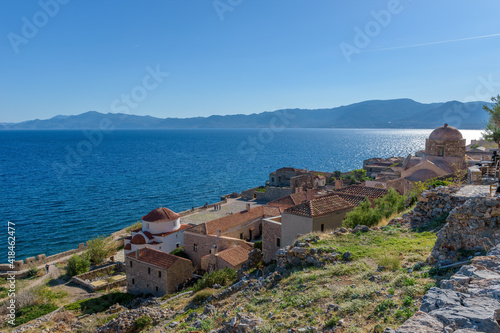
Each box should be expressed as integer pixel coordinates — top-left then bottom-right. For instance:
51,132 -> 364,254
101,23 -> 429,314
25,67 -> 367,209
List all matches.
0,99 -> 492,130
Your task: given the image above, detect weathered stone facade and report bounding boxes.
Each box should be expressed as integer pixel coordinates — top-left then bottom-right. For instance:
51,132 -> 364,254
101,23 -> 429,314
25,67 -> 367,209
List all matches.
126,250 -> 193,296
425,138 -> 466,158
183,232 -> 253,269
262,217 -> 282,263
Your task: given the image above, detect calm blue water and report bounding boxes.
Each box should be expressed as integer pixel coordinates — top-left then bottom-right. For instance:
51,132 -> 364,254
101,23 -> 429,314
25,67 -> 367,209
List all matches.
0,129 -> 482,261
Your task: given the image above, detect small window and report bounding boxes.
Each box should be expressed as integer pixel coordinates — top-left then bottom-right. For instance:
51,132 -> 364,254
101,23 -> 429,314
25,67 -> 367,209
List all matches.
132,278 -> 135,284
158,271 -> 161,278
156,286 -> 158,292
176,234 -> 178,238
146,223 -> 149,229
438,147 -> 444,157
321,224 -> 325,232
276,238 -> 281,247
176,243 -> 180,248
130,261 -> 133,268
240,233 -> 244,239
148,267 -> 151,274
194,244 -> 198,252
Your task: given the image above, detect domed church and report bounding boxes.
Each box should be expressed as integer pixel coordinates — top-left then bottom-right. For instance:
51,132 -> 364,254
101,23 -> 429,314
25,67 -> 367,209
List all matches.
401,124 -> 466,182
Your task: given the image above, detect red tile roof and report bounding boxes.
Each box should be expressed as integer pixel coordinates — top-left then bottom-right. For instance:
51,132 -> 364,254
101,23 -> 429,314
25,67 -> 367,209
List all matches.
143,231 -> 154,240
332,185 -> 388,200
268,192 -> 308,209
142,207 -> 180,222
127,247 -> 187,270
284,195 -> 354,218
330,193 -> 371,207
152,224 -> 191,237
131,234 -> 146,245
188,206 -> 281,235
215,246 -> 251,268
124,243 -> 131,250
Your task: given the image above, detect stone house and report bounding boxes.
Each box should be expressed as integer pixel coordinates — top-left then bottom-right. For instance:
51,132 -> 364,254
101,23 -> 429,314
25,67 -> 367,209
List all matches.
124,207 -> 191,255
201,244 -> 253,272
280,194 -> 354,247
268,167 -> 307,187
126,247 -> 193,296
183,205 -> 281,270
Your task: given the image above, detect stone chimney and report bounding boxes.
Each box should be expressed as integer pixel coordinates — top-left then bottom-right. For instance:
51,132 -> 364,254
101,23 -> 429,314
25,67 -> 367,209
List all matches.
335,179 -> 342,190
306,189 -> 314,201
210,245 -> 218,255
246,203 -> 251,211
216,229 -> 221,237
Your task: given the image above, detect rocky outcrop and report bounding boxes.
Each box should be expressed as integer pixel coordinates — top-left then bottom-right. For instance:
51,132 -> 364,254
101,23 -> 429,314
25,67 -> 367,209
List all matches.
397,245 -> 500,332
95,305 -> 171,333
430,196 -> 500,265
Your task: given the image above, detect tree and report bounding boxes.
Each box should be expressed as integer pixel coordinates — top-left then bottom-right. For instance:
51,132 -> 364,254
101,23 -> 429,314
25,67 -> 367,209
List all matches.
483,95 -> 500,147
86,236 -> 114,265
67,254 -> 90,276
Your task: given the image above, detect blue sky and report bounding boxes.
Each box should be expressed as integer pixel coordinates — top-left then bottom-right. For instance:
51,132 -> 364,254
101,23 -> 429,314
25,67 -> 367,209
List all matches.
1,0 -> 500,123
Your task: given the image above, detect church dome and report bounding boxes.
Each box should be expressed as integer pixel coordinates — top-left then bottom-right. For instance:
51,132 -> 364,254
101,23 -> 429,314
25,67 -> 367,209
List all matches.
429,124 -> 463,140
142,207 -> 180,223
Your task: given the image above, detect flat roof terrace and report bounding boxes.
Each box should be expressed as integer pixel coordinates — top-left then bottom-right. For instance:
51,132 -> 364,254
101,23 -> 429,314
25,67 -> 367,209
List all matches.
181,198 -> 266,225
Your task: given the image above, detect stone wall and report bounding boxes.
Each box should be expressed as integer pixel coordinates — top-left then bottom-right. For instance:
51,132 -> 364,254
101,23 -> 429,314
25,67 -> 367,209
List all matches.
72,263 -> 126,292
430,196 -> 500,265
183,232 -> 253,268
262,218 -> 281,263
395,245 -> 500,333
1,242 -> 87,274
390,185 -> 463,229
255,187 -> 292,202
425,138 -> 466,157
177,198 -> 228,217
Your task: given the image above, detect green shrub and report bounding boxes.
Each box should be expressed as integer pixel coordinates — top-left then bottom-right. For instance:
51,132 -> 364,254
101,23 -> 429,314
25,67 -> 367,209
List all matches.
193,268 -> 237,292
343,188 -> 405,228
15,303 -> 58,326
64,292 -> 134,314
373,299 -> 396,315
86,236 -> 113,265
66,254 -> 90,276
192,289 -> 214,305
170,248 -> 189,259
27,266 -> 40,278
254,240 -> 262,250
325,316 -> 339,328
402,296 -> 414,307
377,254 -> 400,271
133,316 -> 153,331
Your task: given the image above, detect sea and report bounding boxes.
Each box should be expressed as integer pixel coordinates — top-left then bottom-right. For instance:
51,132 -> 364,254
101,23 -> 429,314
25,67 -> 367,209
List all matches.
0,128 -> 483,261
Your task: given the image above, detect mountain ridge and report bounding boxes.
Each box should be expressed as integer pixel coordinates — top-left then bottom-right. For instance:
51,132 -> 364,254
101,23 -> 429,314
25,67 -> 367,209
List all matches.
1,99 -> 491,130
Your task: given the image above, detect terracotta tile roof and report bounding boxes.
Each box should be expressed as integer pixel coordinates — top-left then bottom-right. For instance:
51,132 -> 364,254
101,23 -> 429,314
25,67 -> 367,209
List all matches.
131,234 -> 146,245
268,192 -> 307,209
188,206 -> 281,235
142,207 -> 180,222
143,231 -> 154,240
152,224 -> 191,237
216,246 -> 251,267
284,195 -> 354,218
331,193 -> 371,207
332,185 -> 388,200
127,247 -> 187,270
124,243 -> 131,250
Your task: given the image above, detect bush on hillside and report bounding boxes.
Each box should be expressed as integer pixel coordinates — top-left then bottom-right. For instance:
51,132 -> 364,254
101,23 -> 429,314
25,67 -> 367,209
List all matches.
86,236 -> 114,265
343,188 -> 406,228
170,248 -> 190,259
193,268 -> 237,292
66,254 -> 90,276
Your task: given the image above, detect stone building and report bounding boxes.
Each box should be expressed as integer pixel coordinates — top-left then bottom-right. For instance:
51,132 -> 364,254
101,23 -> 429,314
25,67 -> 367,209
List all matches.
183,205 -> 281,270
124,207 -> 191,255
126,247 -> 193,296
268,167 -> 307,187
